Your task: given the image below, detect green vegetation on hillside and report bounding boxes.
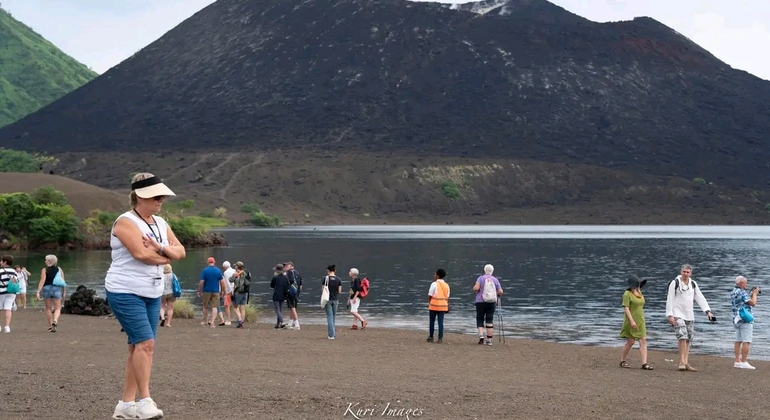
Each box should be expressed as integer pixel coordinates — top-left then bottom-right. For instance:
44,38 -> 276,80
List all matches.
0,8 -> 98,127
0,187 -> 228,249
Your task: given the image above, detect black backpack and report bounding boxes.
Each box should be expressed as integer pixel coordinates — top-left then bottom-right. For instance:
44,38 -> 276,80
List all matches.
671,278 -> 698,294
242,270 -> 252,293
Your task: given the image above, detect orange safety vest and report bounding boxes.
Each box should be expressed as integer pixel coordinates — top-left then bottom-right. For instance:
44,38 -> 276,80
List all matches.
429,281 -> 449,312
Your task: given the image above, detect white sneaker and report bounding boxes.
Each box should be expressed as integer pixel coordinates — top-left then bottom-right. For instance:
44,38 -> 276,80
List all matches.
112,401 -> 137,419
734,362 -> 743,368
3,326 -> 10,333
224,321 -> 231,326
328,336 -> 335,340
136,397 -> 164,419
740,362 -> 756,370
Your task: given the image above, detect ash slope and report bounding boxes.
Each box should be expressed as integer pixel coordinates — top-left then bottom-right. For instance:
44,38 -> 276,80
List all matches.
2,0 -> 769,189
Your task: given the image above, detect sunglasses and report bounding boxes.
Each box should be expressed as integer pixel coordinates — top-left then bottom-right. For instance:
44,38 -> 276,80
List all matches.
151,196 -> 166,202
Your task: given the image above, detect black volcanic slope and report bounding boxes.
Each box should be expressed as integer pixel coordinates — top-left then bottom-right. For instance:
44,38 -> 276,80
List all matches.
2,0 -> 770,188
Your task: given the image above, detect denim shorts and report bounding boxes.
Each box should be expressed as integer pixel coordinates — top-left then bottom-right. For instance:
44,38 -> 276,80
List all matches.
233,293 -> 248,306
106,291 -> 161,346
41,284 -> 63,300
735,321 -> 753,343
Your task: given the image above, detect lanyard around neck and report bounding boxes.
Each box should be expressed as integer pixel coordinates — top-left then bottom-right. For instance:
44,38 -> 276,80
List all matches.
133,209 -> 163,244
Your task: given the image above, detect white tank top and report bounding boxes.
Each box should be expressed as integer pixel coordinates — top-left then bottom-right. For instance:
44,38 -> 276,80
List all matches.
104,210 -> 169,299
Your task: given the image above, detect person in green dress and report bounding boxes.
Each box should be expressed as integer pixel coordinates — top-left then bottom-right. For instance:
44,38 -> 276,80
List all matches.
620,275 -> 653,370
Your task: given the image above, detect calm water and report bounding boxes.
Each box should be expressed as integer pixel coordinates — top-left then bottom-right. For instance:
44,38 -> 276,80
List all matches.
12,225 -> 770,360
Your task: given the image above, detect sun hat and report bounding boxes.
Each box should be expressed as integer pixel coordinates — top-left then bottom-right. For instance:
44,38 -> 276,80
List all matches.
131,175 -> 176,199
626,275 -> 647,290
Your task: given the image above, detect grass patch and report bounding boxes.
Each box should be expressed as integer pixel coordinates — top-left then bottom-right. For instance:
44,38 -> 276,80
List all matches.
244,302 -> 262,323
693,178 -> 706,184
440,181 -> 461,199
240,203 -> 261,214
172,298 -> 195,319
251,211 -> 281,227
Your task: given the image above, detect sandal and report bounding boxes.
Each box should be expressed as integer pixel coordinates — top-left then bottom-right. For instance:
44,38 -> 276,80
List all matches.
620,361 -> 630,368
641,363 -> 654,370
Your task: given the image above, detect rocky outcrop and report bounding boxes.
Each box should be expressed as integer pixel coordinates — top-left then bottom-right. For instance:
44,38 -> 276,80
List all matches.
63,286 -> 111,316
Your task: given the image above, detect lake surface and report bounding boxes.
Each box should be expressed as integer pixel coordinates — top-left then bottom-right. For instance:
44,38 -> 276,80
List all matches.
12,225 -> 770,360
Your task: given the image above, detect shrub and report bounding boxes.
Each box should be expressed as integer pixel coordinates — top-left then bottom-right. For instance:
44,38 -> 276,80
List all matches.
29,217 -> 59,243
0,149 -> 39,173
167,218 -> 202,243
693,178 -> 706,184
31,185 -> 67,206
172,298 -> 196,319
440,181 -> 461,199
251,211 -> 281,227
94,210 -> 120,226
244,302 -> 262,323
765,204 -> 770,213
213,207 -> 227,218
240,203 -> 261,214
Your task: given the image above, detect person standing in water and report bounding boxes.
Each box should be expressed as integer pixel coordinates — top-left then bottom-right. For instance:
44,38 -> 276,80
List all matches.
619,275 -> 653,370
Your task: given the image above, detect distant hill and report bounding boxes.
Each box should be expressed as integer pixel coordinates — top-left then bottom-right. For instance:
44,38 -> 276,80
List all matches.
0,173 -> 126,217
0,8 -> 97,127
1,0 -> 770,192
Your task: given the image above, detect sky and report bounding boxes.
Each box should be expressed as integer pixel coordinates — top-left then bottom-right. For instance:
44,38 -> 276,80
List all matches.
2,0 -> 769,81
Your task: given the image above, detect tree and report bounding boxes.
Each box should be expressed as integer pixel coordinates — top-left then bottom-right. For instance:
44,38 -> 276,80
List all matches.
32,185 -> 68,206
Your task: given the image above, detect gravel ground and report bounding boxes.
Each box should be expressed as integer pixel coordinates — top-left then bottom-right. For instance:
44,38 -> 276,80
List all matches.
2,309 -> 769,420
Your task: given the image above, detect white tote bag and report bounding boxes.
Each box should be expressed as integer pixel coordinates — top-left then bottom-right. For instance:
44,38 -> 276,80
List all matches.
320,275 -> 330,308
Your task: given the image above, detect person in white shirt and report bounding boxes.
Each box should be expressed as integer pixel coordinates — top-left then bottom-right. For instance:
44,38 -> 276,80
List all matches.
665,264 -> 715,372
14,265 -> 27,309
219,261 -> 236,325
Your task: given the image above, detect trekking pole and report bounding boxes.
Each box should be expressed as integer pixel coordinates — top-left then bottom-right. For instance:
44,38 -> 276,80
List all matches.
498,297 -> 506,344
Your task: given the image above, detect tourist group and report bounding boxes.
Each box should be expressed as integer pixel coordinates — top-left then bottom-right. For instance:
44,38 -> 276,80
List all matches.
0,171 -> 761,420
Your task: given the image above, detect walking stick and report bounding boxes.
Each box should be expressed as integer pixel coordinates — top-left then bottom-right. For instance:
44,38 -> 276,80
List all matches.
498,297 -> 506,344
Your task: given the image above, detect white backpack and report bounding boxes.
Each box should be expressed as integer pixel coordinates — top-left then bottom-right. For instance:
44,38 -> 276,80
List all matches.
482,277 -> 497,303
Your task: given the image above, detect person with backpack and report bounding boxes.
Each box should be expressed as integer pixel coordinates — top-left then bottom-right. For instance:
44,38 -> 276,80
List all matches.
472,264 -> 503,346
284,265 -> 301,330
285,262 -> 303,299
427,268 -> 449,343
270,263 -> 290,329
665,264 -> 715,372
231,262 -> 249,329
159,264 -> 179,327
347,268 -> 368,330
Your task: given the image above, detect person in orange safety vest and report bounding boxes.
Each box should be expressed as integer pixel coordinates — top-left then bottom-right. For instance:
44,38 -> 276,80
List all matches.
427,268 -> 450,343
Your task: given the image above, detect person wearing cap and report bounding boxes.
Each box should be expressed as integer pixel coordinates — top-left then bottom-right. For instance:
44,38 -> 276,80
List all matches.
198,257 -> 226,328
105,172 -> 186,420
619,275 -> 652,370
270,263 -> 290,329
220,261 -> 236,326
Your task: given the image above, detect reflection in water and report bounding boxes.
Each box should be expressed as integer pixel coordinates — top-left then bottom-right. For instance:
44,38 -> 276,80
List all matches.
11,226 -> 770,360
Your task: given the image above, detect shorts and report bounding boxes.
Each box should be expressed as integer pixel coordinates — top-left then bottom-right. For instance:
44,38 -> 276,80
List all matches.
674,318 -> 695,341
735,321 -> 753,343
41,284 -> 63,300
202,292 -> 220,308
106,291 -> 161,346
219,294 -> 232,307
161,293 -> 176,304
476,302 -> 496,328
18,286 -> 26,294
286,296 -> 297,309
233,293 -> 248,306
349,298 -> 360,313
0,294 -> 16,310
